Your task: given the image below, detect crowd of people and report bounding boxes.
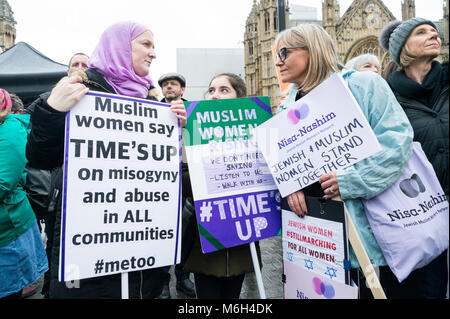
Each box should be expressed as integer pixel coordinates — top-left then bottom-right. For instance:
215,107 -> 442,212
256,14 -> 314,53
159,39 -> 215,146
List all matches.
0,17 -> 448,300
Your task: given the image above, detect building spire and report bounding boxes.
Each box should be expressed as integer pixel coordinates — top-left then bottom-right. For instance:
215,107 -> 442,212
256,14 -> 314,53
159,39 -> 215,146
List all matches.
322,0 -> 339,39
401,0 -> 415,20
322,0 -> 340,27
0,0 -> 17,51
0,0 -> 15,21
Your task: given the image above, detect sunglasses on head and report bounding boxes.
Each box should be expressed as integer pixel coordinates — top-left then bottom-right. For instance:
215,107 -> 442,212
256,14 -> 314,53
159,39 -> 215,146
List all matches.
277,46 -> 307,62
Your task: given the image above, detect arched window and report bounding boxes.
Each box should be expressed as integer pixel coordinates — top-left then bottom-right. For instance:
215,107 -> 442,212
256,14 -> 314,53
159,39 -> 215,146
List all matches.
346,37 -> 382,64
264,11 -> 270,32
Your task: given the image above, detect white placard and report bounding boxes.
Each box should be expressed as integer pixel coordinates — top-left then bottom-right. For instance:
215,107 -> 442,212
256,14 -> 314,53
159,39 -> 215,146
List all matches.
282,209 -> 348,284
284,260 -> 358,299
255,74 -> 382,197
59,91 -> 181,281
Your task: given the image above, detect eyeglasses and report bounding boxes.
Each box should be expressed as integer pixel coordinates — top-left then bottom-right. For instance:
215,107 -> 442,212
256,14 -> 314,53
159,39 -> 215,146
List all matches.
276,46 -> 307,62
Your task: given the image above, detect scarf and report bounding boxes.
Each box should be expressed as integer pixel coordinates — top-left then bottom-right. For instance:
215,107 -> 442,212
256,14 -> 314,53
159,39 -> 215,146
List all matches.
88,21 -> 153,99
388,61 -> 443,107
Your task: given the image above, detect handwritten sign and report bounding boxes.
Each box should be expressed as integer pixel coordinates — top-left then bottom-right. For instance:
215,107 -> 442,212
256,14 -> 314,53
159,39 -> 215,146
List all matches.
59,92 -> 181,281
201,142 -> 274,194
254,74 -> 382,197
183,97 -> 281,253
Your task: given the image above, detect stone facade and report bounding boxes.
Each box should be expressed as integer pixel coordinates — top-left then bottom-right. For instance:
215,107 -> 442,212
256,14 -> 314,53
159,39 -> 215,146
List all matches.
244,0 -> 289,110
442,0 -> 449,62
0,0 -> 16,52
322,0 -> 397,68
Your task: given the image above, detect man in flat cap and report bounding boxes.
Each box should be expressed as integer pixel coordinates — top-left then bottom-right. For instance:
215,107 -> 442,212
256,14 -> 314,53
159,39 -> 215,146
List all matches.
156,72 -> 195,299
158,72 -> 187,104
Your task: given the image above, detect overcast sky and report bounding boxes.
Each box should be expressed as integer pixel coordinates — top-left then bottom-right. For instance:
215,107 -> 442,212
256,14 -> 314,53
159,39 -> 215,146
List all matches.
7,0 -> 446,87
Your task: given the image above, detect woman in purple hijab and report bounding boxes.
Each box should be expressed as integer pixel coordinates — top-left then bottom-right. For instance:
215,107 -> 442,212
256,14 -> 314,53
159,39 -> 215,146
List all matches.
88,21 -> 155,98
26,21 -> 184,299
47,21 -> 186,123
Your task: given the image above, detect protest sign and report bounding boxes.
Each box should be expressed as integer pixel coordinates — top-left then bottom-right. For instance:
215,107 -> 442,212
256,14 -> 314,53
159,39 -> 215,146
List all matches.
59,91 -> 181,281
282,196 -> 357,299
183,97 -> 281,253
281,197 -> 350,284
254,73 -> 382,197
284,260 -> 358,299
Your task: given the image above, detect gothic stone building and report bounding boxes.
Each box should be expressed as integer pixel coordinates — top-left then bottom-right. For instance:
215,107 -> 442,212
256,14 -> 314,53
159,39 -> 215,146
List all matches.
244,0 -> 287,110
0,0 -> 16,52
244,0 -> 449,112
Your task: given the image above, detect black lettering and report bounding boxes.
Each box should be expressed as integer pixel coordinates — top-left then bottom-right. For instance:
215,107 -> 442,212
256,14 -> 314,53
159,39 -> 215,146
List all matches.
137,144 -> 148,160
95,97 -> 111,112
70,138 -> 85,157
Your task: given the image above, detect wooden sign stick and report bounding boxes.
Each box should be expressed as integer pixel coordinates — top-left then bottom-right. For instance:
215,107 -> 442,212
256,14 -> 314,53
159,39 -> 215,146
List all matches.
333,196 -> 387,299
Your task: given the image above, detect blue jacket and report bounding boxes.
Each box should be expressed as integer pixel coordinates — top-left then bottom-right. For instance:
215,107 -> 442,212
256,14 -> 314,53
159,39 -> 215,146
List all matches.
277,70 -> 413,267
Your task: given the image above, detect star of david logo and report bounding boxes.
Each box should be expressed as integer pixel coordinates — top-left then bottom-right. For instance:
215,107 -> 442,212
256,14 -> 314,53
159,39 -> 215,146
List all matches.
304,259 -> 314,270
287,252 -> 294,262
324,267 -> 337,279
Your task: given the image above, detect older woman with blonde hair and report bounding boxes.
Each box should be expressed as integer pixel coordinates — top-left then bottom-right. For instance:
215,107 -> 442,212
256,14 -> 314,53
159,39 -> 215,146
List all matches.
379,17 -> 448,299
274,24 -> 414,298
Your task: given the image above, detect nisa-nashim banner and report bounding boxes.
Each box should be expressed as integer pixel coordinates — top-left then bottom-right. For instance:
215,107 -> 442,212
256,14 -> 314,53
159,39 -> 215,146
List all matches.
255,74 -> 382,197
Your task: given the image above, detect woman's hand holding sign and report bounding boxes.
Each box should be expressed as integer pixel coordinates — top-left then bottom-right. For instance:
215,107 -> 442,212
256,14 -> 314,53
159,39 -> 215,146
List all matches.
170,100 -> 187,127
319,171 -> 340,200
47,75 -> 89,112
287,171 -> 340,217
287,190 -> 308,218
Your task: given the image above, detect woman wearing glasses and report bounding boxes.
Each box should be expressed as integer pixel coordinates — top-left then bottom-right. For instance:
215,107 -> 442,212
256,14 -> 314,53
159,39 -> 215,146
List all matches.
274,24 -> 415,298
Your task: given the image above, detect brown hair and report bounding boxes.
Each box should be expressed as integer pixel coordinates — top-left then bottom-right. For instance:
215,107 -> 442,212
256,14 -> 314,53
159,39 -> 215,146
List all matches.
381,60 -> 399,80
9,93 -> 24,113
208,73 -> 247,98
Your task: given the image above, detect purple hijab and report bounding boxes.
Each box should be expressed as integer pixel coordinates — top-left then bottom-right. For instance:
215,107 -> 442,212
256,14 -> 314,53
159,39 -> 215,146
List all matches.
88,21 -> 154,99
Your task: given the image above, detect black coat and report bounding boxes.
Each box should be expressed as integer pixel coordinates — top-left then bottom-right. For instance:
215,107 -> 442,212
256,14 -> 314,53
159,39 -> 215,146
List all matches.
26,69 -> 165,299
388,62 -> 449,195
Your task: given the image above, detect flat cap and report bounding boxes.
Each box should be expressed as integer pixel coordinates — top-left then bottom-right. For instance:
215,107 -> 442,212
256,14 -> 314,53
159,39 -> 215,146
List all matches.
158,72 -> 186,87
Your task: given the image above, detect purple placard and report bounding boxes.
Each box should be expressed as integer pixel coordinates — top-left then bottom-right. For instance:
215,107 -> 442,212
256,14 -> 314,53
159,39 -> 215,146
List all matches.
194,189 -> 281,253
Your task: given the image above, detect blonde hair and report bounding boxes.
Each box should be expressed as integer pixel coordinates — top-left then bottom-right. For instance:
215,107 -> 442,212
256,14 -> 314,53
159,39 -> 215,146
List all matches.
274,24 -> 342,94
399,44 -> 418,69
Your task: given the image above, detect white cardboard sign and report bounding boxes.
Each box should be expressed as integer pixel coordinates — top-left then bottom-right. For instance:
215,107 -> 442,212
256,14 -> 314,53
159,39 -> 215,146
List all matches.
59,91 -> 181,281
255,74 -> 382,197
